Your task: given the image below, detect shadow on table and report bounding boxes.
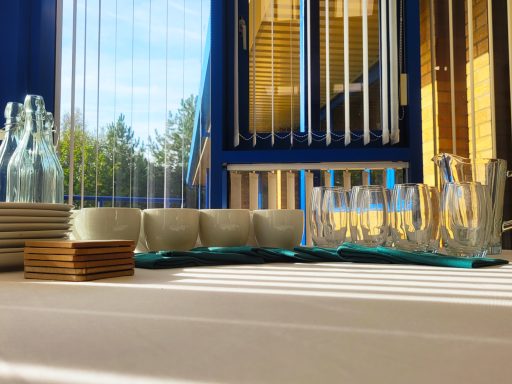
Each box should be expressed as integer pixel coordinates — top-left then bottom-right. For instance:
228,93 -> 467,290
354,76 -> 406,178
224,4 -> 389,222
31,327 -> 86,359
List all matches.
21,261 -> 512,307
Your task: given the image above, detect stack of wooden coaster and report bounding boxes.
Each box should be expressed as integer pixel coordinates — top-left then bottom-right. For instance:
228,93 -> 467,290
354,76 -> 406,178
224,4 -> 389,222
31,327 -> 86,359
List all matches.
23,240 -> 135,281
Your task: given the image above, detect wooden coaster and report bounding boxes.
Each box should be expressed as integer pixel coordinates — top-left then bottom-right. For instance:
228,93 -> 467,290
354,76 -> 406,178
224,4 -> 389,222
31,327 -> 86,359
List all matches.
24,252 -> 134,262
25,240 -> 135,249
25,264 -> 134,275
24,269 -> 135,281
24,246 -> 135,255
24,258 -> 134,268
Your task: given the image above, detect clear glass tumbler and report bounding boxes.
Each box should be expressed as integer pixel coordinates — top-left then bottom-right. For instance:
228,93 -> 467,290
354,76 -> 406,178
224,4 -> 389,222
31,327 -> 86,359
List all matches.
441,182 -> 491,257
349,185 -> 388,247
322,187 -> 349,247
428,186 -> 441,252
390,183 -> 432,251
384,188 -> 394,247
310,187 -> 329,247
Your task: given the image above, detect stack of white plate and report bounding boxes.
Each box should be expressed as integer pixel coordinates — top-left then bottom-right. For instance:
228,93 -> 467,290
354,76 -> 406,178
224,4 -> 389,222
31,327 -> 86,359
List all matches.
0,202 -> 73,269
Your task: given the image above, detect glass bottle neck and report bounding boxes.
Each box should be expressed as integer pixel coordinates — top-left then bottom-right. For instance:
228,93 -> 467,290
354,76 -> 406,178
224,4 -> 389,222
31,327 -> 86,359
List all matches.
3,121 -> 14,132
17,113 -> 44,148
24,113 -> 43,133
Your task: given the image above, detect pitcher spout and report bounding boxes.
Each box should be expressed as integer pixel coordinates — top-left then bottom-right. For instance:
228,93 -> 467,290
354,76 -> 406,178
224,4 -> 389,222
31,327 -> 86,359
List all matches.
432,153 -> 472,184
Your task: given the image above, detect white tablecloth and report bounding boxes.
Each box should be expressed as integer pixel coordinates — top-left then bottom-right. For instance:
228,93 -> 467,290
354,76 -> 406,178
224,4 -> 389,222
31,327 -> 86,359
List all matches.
1,253 -> 512,384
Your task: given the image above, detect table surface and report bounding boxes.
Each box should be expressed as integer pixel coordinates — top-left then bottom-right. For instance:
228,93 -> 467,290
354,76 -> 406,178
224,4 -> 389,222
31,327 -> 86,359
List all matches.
1,253 -> 512,384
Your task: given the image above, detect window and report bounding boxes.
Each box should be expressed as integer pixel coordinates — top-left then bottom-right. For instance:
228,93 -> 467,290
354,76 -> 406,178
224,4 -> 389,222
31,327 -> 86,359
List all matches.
57,0 -> 210,209
238,0 -> 401,148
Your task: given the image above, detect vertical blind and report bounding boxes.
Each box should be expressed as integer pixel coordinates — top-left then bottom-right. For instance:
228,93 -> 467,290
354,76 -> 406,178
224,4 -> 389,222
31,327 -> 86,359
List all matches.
420,0 -> 498,186
244,0 -> 401,148
58,0 -> 210,208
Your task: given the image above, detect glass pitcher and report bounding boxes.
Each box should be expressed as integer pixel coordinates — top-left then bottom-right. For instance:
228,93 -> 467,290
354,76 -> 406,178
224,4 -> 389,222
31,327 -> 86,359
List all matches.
0,102 -> 24,201
432,153 -> 511,254
6,95 -> 56,203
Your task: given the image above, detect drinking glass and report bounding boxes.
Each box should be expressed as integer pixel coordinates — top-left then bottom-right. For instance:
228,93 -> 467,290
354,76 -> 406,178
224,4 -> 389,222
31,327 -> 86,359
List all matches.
349,185 -> 388,246
384,188 -> 394,247
390,184 -> 432,251
310,187 -> 329,246
428,186 -> 441,251
322,188 -> 349,247
441,182 -> 491,257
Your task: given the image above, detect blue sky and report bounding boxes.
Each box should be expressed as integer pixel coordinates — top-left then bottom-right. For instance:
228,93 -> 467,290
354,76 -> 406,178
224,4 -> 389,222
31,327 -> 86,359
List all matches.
60,0 -> 209,142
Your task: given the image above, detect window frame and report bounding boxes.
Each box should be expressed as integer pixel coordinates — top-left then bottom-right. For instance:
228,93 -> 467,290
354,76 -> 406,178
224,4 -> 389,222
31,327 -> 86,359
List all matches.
208,0 -> 423,208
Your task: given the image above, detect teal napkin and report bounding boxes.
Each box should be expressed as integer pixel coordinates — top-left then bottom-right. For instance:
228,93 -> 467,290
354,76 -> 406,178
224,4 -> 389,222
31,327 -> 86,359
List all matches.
134,244 -> 509,270
337,242 -> 509,268
192,246 -> 328,263
293,246 -> 342,261
134,249 -> 265,269
135,246 -> 332,269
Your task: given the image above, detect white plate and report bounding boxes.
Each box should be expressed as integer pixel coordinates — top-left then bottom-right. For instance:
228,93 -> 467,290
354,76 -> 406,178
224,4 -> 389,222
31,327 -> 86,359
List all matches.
0,247 -> 24,254
0,216 -> 71,223
0,237 -> 68,247
0,223 -> 71,231
0,252 -> 24,270
0,230 -> 70,239
0,209 -> 71,217
0,202 -> 73,211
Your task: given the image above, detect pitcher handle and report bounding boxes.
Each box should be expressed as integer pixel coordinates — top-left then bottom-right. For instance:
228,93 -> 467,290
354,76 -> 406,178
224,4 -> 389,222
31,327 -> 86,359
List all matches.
501,171 -> 512,231
503,220 -> 512,232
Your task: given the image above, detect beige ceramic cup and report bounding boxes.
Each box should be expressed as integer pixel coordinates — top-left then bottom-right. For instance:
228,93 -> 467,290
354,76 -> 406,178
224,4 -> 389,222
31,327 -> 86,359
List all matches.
143,208 -> 199,251
199,209 -> 250,247
74,207 -> 141,243
253,209 -> 304,249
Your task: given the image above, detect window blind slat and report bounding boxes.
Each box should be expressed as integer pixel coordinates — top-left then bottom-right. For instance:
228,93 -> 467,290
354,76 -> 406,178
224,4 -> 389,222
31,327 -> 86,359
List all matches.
94,0 -> 102,207
164,0 -> 169,207
234,0 -> 239,147
112,0 -> 118,207
343,0 -> 350,146
271,0 -> 275,147
362,0 -> 370,145
307,0 -> 312,146
468,0 -> 476,166
380,0 -> 389,145
487,0 -> 496,158
449,0 -> 456,154
252,0 -> 257,147
129,0 -> 135,208
325,0 -> 331,146
80,0 -> 88,209
389,0 -> 399,144
146,0 -> 152,208
68,0 -> 78,206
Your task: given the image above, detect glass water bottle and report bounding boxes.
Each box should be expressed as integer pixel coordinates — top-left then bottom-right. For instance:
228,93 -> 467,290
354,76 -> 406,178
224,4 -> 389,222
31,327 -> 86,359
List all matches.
6,95 -> 56,202
0,102 -> 24,201
43,112 -> 64,203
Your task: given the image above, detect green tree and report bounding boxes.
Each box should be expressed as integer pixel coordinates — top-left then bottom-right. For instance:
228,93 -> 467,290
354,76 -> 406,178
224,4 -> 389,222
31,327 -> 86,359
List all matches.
150,94 -> 196,203
59,111 -> 147,208
59,111 -> 107,208
104,114 -> 141,201
58,95 -> 195,208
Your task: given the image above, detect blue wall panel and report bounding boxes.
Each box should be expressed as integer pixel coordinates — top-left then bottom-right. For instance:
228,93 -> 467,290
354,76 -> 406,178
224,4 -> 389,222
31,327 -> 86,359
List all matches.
201,0 -> 423,207
209,0 -> 229,208
0,0 -> 57,119
0,1 -> 30,113
403,0 -> 423,182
